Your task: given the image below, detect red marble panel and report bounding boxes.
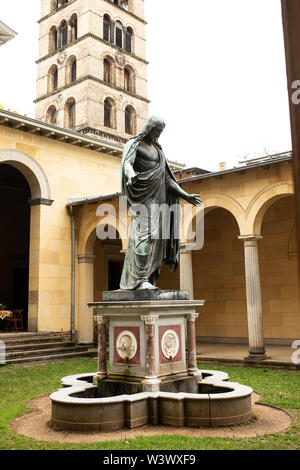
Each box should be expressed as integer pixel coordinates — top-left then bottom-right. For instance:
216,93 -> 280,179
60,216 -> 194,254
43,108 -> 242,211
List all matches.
114,326 -> 141,365
159,324 -> 182,364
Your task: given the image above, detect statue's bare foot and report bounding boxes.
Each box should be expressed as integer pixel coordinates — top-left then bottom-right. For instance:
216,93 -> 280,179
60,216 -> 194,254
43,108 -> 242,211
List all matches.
137,282 -> 158,290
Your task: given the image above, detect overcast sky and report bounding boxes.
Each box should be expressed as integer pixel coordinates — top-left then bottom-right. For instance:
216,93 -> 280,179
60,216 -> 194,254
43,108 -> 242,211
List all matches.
0,0 -> 292,171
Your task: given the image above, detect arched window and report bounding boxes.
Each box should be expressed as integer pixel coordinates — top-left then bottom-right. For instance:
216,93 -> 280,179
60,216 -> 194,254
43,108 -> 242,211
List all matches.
66,98 -> 76,128
48,65 -> 58,93
60,20 -> 68,47
53,67 -> 58,90
104,59 -> 111,83
49,26 -> 58,53
71,59 -> 77,82
124,66 -> 135,93
115,21 -> 123,48
65,56 -> 76,84
70,14 -> 77,41
47,106 -> 58,125
125,27 -> 133,53
103,15 -> 111,42
104,98 -> 116,129
124,68 -> 130,91
125,105 -> 136,135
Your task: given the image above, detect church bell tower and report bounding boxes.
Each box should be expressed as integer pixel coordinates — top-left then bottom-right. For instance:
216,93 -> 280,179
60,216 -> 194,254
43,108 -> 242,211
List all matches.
35,0 -> 149,143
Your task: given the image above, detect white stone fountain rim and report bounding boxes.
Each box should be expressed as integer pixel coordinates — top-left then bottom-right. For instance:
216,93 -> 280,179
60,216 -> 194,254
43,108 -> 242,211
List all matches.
50,370 -> 253,405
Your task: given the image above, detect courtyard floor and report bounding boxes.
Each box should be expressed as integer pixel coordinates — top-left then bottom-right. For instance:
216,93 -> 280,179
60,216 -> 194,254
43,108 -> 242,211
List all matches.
196,342 -> 297,367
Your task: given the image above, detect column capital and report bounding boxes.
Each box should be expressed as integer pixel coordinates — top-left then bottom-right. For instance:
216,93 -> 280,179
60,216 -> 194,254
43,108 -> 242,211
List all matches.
141,313 -> 159,325
94,315 -> 106,325
180,243 -> 193,253
186,312 -> 199,322
78,254 -> 96,264
238,235 -> 263,245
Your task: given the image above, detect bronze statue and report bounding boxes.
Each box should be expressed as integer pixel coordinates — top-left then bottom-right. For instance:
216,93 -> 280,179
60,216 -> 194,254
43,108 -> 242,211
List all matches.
120,116 -> 202,290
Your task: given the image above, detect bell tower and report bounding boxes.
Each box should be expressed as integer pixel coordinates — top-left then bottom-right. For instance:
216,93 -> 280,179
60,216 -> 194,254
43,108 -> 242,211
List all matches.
35,0 -> 149,143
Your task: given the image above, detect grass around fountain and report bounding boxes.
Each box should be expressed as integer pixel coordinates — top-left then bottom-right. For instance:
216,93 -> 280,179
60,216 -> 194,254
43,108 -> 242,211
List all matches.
0,358 -> 299,450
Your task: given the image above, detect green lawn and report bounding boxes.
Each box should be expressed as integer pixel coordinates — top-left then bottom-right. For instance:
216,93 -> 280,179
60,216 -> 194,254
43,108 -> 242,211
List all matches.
0,358 -> 299,450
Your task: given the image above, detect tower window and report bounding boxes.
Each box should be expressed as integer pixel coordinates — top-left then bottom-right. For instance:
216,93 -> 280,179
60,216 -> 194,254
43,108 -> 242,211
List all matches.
125,105 -> 136,135
103,15 -> 111,42
104,98 -> 116,129
124,68 -> 130,91
60,20 -> 68,47
71,59 -> 77,82
104,100 -> 112,128
47,106 -> 58,125
125,27 -> 133,53
104,59 -> 111,83
115,21 -> 123,48
53,68 -> 58,90
66,56 -> 77,84
49,26 -> 58,53
124,66 -> 135,93
70,15 -> 78,42
66,98 -> 76,128
48,65 -> 58,93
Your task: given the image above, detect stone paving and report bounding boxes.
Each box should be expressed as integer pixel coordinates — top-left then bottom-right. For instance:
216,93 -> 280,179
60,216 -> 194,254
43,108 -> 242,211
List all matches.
196,342 -> 299,367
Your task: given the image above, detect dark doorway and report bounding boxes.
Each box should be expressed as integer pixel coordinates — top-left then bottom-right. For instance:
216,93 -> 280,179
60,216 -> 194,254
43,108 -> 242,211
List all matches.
108,260 -> 123,291
13,268 -> 29,331
0,164 -> 30,332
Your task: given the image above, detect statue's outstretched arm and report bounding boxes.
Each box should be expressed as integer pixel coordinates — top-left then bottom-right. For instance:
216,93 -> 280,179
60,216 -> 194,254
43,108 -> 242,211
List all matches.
168,178 -> 202,207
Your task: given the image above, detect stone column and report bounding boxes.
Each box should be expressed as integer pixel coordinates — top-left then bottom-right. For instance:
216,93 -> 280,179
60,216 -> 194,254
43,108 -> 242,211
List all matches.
94,314 -> 107,378
180,244 -> 194,299
141,313 -> 160,392
78,254 -> 95,344
186,312 -> 200,375
67,23 -> 72,43
110,20 -> 115,44
239,235 -> 267,359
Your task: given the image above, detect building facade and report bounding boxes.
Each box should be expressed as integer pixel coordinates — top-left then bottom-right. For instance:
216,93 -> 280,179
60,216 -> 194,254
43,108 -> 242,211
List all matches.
35,0 -> 149,143
0,1 -> 299,359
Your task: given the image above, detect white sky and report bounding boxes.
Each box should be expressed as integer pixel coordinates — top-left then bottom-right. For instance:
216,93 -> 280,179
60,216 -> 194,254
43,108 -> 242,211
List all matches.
0,0 -> 292,171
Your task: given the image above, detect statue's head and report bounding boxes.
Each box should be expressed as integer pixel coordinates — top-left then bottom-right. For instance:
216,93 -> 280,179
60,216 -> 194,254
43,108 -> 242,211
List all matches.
142,116 -> 166,144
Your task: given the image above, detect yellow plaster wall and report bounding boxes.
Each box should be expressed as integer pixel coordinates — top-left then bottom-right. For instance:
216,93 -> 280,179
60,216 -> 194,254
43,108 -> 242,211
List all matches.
192,208 -> 247,339
0,126 -> 121,332
259,196 -> 300,339
157,264 -> 180,291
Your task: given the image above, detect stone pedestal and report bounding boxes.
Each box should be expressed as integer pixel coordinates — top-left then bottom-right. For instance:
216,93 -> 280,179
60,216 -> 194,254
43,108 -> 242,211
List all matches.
52,291 -> 253,432
88,290 -> 205,393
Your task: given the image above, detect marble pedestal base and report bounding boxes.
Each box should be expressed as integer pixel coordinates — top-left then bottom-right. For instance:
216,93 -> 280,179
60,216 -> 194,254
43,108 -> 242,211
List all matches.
89,291 -> 205,393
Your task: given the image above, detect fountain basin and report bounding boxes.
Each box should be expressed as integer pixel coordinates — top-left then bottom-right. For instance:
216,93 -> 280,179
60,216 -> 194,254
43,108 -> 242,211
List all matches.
50,370 -> 253,432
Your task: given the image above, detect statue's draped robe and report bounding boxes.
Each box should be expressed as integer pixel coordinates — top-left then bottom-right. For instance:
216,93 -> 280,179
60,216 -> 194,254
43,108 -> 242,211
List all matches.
120,141 -> 180,289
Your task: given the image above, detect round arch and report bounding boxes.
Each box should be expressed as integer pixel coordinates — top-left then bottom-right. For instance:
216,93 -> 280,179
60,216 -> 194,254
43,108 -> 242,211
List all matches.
181,194 -> 245,243
245,181 -> 294,235
0,149 -> 51,200
79,213 -> 128,254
